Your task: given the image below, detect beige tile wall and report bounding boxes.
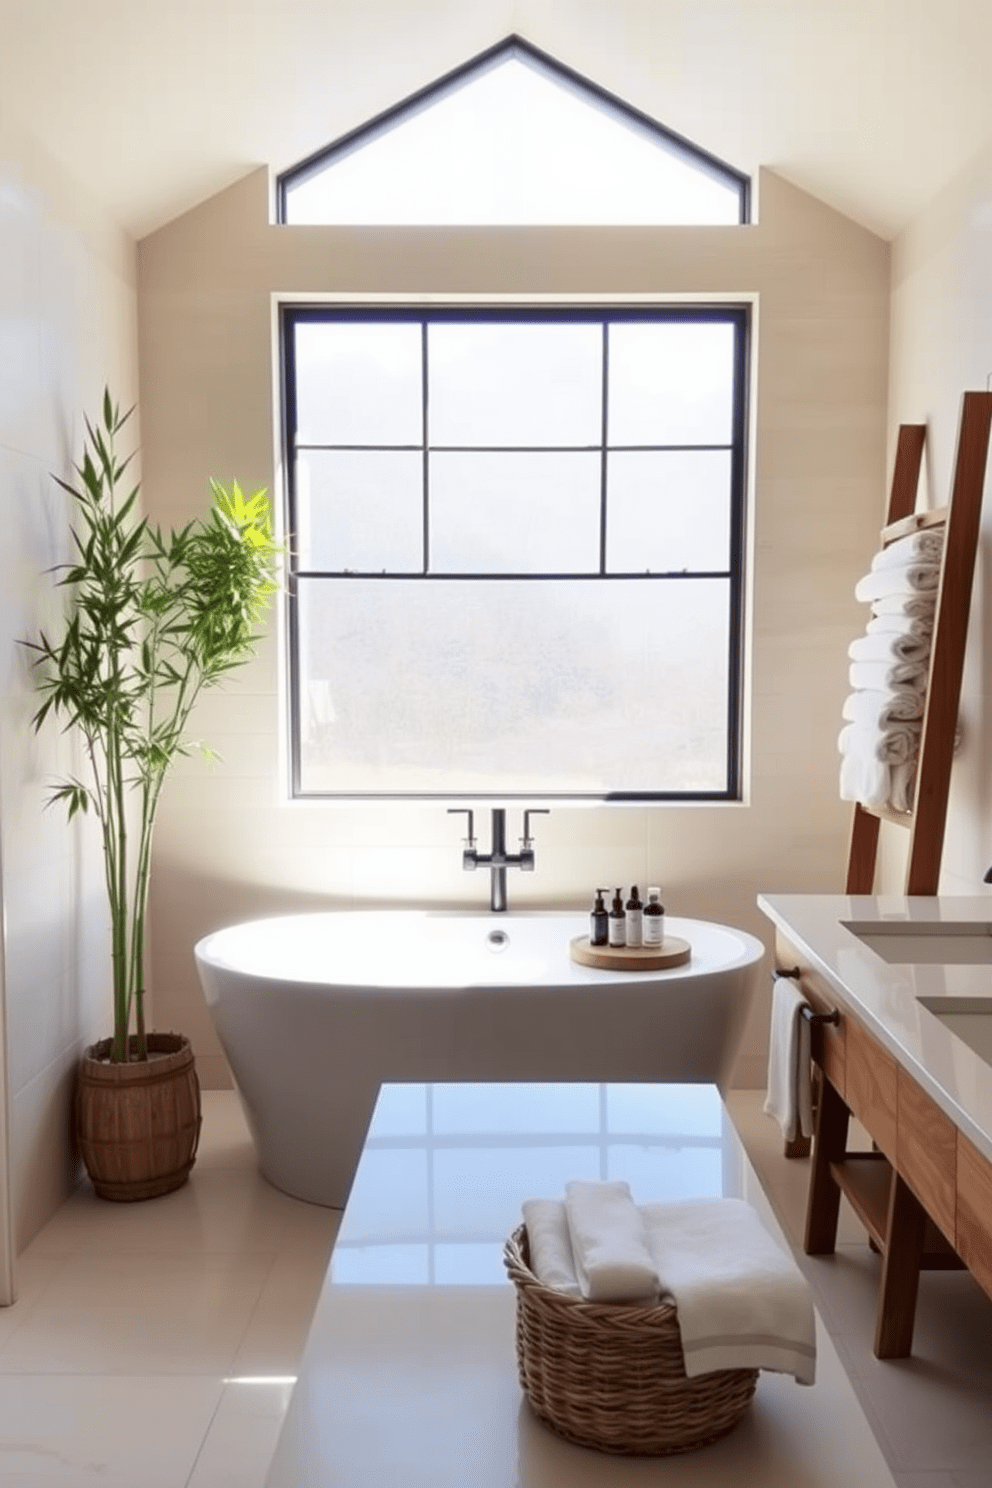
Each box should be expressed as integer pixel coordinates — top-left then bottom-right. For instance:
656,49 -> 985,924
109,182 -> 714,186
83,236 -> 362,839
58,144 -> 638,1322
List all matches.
0,109 -> 138,1247
137,164 -> 890,1092
886,137 -> 992,897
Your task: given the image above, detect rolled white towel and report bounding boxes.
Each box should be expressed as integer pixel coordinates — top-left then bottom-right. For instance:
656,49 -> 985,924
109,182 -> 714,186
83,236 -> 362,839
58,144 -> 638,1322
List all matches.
870,591 -> 939,620
869,529 -> 944,572
840,749 -> 891,808
889,761 -> 917,813
642,1198 -> 816,1385
839,720 -> 919,765
866,611 -> 933,640
564,1180 -> 659,1302
855,565 -> 940,604
849,658 -> 928,693
848,631 -> 930,666
842,688 -> 923,727
522,1199 -> 581,1295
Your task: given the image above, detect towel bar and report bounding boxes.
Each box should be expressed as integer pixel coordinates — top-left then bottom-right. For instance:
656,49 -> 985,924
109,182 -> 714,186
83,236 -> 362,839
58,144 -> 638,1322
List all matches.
771,968 -> 841,1027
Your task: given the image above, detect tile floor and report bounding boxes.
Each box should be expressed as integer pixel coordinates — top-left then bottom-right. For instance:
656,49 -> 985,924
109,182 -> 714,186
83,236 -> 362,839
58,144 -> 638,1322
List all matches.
1,1089 -> 991,1486
727,1090 -> 992,1488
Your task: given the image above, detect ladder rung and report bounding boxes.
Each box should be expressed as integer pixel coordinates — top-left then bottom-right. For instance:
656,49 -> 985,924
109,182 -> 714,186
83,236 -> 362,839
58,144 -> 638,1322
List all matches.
881,506 -> 948,545
859,802 -> 913,828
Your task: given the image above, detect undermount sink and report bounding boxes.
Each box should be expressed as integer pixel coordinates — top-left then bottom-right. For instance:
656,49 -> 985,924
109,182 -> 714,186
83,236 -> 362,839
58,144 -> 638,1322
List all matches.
917,996 -> 992,1066
843,920 -> 992,965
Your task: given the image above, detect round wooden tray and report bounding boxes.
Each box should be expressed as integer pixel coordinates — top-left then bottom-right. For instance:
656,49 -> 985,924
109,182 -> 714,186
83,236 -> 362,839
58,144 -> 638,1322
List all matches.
569,935 -> 691,971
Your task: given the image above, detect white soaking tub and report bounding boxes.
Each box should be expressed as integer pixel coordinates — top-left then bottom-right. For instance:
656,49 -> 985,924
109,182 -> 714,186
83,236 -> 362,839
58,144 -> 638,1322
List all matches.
194,910 -> 764,1206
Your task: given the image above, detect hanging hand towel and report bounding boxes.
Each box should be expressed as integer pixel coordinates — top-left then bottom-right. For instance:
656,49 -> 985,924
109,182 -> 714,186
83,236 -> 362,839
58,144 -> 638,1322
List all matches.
763,975 -> 813,1144
854,566 -> 940,604
564,1180 -> 659,1302
848,658 -> 928,693
848,631 -> 930,666
842,687 -> 923,727
869,529 -> 944,572
642,1197 -> 816,1385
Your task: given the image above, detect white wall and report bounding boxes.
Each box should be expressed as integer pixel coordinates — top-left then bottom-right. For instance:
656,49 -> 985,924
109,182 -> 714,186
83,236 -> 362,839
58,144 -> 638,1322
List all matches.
0,108 -> 138,1248
137,164 -> 889,1092
885,140 -> 992,895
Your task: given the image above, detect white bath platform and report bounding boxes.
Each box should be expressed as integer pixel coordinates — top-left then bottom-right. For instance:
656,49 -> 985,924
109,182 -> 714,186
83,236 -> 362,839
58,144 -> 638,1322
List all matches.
264,1082 -> 898,1488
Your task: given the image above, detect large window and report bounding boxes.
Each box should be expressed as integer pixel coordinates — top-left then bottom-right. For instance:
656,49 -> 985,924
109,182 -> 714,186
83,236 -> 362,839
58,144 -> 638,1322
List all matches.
283,305 -> 748,800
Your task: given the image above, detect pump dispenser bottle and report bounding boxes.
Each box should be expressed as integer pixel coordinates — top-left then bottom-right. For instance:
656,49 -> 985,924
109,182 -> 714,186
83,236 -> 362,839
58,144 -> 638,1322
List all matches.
608,889 -> 626,947
590,890 -> 609,947
625,885 -> 644,947
643,887 -> 665,946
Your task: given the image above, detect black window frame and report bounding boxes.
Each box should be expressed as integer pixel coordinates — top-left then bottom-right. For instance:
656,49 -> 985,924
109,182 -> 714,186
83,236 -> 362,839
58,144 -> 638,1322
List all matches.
281,303 -> 750,803
275,34 -> 751,226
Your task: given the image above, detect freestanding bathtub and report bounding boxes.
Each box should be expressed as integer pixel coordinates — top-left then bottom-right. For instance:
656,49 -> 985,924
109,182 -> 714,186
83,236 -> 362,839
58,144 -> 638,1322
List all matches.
194,910 -> 764,1207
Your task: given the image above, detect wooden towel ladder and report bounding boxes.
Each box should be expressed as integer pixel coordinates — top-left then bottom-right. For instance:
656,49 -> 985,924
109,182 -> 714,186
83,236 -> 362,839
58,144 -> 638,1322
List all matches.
847,390 -> 992,895
798,390 -> 992,1359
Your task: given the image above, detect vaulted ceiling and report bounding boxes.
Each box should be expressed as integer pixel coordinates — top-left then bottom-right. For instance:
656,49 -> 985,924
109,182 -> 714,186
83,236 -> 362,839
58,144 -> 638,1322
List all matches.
1,0 -> 990,241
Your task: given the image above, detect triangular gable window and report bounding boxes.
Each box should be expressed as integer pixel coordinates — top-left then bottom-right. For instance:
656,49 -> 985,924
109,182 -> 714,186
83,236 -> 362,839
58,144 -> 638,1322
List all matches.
278,37 -> 749,226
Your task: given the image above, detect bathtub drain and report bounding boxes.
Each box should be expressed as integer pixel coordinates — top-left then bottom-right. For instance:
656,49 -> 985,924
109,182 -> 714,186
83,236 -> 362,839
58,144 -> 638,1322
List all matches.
486,929 -> 510,952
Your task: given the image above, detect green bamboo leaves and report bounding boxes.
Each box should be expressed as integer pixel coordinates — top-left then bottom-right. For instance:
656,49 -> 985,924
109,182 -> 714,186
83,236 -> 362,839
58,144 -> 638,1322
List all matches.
26,392 -> 280,1062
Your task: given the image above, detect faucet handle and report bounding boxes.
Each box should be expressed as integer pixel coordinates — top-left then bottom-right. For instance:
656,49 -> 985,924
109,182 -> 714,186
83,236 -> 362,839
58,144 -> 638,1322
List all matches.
521,808 -> 549,847
519,808 -> 549,870
447,808 -> 477,869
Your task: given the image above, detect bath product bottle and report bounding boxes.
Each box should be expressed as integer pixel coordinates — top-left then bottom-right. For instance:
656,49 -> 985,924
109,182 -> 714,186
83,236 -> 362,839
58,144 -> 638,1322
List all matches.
625,885 -> 644,947
590,889 -> 609,947
643,887 -> 665,946
608,889 -> 626,947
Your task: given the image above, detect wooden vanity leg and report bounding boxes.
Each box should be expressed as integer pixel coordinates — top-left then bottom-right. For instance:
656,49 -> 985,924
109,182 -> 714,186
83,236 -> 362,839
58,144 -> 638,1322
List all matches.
874,1173 -> 927,1359
804,1077 -> 850,1255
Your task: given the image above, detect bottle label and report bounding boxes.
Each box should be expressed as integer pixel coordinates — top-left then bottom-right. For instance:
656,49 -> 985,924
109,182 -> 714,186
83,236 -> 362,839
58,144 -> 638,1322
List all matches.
625,910 -> 643,947
608,917 -> 626,947
643,914 -> 664,946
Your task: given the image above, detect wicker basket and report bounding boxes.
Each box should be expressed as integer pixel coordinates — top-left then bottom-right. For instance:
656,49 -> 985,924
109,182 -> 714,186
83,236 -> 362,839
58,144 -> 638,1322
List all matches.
503,1224 -> 758,1456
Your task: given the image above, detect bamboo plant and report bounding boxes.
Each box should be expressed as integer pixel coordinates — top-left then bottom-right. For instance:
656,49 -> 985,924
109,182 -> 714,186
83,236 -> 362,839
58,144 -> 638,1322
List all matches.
27,391 -> 280,1062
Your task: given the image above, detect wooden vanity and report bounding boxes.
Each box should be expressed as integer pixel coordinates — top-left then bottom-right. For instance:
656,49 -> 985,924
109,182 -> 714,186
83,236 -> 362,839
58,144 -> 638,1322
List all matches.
760,895 -> 992,1359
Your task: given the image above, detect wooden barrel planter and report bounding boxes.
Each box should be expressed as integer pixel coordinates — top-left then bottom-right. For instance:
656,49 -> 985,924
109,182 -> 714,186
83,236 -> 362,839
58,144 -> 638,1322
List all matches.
74,1032 -> 202,1201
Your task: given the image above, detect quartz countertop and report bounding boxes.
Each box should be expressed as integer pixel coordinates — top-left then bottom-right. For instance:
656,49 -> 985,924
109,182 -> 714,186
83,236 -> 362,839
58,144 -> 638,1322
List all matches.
758,894 -> 992,1165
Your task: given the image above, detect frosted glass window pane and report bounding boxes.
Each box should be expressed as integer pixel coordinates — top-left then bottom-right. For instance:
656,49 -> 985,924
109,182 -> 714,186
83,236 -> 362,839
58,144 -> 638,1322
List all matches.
608,322 -> 735,446
295,450 -> 423,571
296,578 -> 730,794
430,452 -> 600,573
294,321 -> 422,445
429,322 -> 602,447
283,57 -> 742,226
606,451 -> 731,573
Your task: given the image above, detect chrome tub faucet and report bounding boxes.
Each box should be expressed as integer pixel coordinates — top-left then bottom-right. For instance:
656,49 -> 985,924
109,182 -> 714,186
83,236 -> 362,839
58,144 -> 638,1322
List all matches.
447,807 -> 549,912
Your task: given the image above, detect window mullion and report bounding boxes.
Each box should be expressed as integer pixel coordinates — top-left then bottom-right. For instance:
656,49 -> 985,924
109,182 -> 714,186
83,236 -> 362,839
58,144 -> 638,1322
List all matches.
422,320 -> 430,575
599,321 -> 609,575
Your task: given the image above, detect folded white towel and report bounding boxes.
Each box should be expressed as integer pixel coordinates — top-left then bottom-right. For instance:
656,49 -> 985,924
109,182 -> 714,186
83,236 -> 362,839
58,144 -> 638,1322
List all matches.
849,658 -> 928,693
848,631 -> 930,666
869,529 -> 944,572
763,976 -> 813,1144
838,720 -> 920,766
839,748 -> 891,808
564,1180 -> 659,1302
855,565 -> 940,604
869,591 -> 939,620
522,1199 -> 582,1296
842,688 -> 923,727
642,1198 -> 816,1385
866,611 -> 933,640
